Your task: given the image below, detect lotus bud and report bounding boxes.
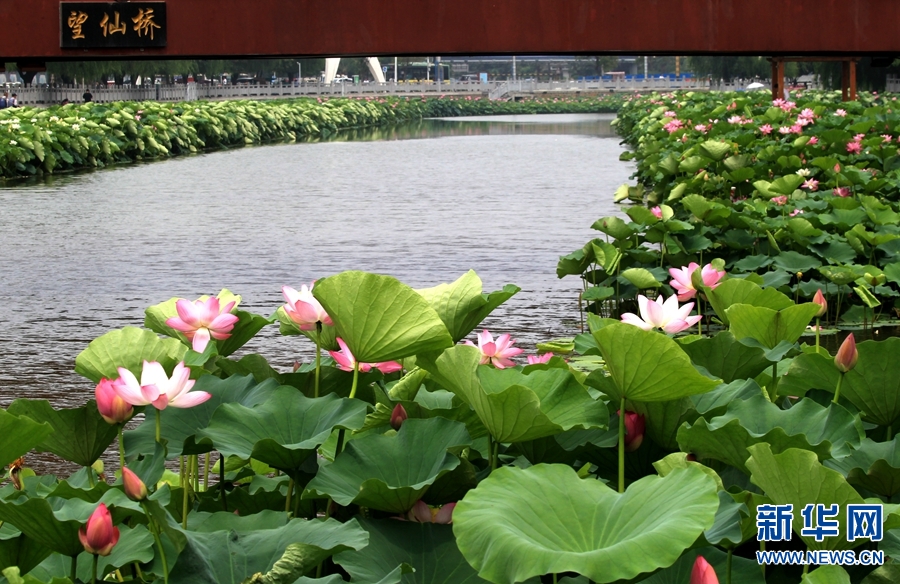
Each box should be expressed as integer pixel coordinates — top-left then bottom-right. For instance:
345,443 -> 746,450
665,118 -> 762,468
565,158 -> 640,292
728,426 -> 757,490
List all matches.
433,502 -> 456,524
796,272 -> 803,279
390,403 -> 408,431
690,555 -> 719,584
834,333 -> 858,373
95,378 -> 133,425
812,289 -> 827,318
78,503 -> 120,556
619,411 -> 645,452
292,361 -> 301,372
651,206 -> 662,219
408,500 -> 432,523
121,467 -> 148,501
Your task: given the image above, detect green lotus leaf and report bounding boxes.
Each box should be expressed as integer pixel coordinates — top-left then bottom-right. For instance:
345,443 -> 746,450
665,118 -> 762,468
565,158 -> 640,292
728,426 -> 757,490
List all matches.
590,240 -> 622,272
842,338 -> 900,427
312,271 -> 453,363
201,386 -> 368,476
679,155 -> 710,173
699,140 -> 732,161
416,270 -> 520,343
826,438 -> 900,497
591,323 -> 720,402
417,346 -> 607,443
746,444 -> 869,551
305,418 -> 471,513
0,524 -> 51,576
6,400 -> 116,468
678,331 -> 770,383
862,565 -> 900,584
773,251 -> 822,273
387,367 -> 429,401
167,517 -> 368,584
726,303 -> 821,349
778,351 -> 841,399
705,279 -> 793,325
769,175 -> 804,195
626,206 -> 659,225
452,464 -> 718,584
273,305 -> 340,351
74,326 -> 187,382
620,267 -> 661,288
802,566 -> 851,584
0,493 -> 84,557
358,395 -> 486,441
640,546 -> 764,584
591,216 -> 634,240
125,375 -> 282,458
335,518 -> 485,584
0,410 -> 54,468
556,249 -> 591,278
678,395 -> 863,474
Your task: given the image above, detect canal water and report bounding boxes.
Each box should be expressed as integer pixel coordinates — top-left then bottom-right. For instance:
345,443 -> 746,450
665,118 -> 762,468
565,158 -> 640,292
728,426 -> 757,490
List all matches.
0,113 -> 630,412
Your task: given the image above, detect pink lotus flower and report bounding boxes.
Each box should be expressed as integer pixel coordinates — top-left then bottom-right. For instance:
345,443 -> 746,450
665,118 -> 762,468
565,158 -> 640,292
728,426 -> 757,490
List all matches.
727,115 -> 742,125
835,109 -> 847,117
464,329 -> 524,369
329,338 -> 402,374
778,126 -> 792,135
813,289 -> 827,318
663,119 -> 683,133
853,133 -> 866,142
780,101 -> 796,112
95,378 -> 133,424
113,361 -> 210,410
620,295 -> 702,334
802,178 -> 819,191
165,297 -> 238,353
772,195 -> 788,205
668,263 -> 725,301
835,333 -> 858,373
390,403 -> 408,430
834,163 -> 841,173
833,187 -> 851,197
407,500 -> 455,524
618,410 -> 645,452
790,124 -> 803,134
808,136 -> 819,145
651,206 -> 663,219
799,108 -> 816,120
527,353 -> 553,365
79,504 -> 119,556
772,98 -> 785,107
122,467 -> 148,501
663,110 -> 677,118
694,124 -> 708,134
789,209 -> 803,217
690,556 -> 719,584
759,124 -> 773,135
883,134 -> 893,143
795,117 -> 810,127
282,283 -> 333,331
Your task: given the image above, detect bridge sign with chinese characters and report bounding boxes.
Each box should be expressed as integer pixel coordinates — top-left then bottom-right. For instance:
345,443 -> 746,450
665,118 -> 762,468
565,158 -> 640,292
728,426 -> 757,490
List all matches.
60,2 -> 166,48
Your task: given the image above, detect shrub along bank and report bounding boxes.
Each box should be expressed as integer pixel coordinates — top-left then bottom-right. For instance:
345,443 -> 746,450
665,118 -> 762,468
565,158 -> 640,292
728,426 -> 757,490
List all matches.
0,94 -> 624,180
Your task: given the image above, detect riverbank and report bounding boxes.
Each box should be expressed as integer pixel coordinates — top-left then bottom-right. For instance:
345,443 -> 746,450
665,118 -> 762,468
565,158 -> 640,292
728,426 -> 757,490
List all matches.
0,94 -> 625,180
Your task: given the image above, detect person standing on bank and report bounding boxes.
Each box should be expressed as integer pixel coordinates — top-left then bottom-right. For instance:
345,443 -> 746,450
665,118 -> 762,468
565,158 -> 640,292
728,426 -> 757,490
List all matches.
83,88 -> 92,103
9,93 -> 17,107
0,92 -> 7,109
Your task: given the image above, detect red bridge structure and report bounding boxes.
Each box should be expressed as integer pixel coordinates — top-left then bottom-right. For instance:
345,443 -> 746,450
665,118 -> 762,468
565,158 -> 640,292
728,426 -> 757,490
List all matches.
4,0 -> 899,100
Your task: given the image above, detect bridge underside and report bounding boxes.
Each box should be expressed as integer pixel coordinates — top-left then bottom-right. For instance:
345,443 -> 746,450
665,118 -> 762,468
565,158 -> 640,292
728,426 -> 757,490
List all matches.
2,0 -> 900,62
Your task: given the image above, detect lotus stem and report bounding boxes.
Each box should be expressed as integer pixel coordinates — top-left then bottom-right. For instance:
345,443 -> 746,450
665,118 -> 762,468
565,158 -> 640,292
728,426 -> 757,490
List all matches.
315,322 -> 322,398
618,397 -> 626,493
203,452 -> 210,492
759,541 -> 766,577
193,455 -> 199,493
802,563 -> 809,577
833,373 -> 844,404
142,501 -> 170,584
87,465 -> 95,487
117,425 -> 126,470
179,456 -> 184,488
348,361 -> 360,400
769,363 -> 778,400
285,478 -> 294,515
219,452 -> 227,512
491,438 -> 499,472
92,553 -> 98,584
70,555 -> 77,582
552,574 -> 557,584
726,548 -> 733,584
182,458 -> 190,529
697,297 -> 703,337
815,317 -> 821,352
155,407 -> 162,444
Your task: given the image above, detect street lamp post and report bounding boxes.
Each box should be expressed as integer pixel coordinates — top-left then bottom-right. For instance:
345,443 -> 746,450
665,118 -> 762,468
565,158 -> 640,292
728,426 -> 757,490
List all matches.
297,62 -> 302,85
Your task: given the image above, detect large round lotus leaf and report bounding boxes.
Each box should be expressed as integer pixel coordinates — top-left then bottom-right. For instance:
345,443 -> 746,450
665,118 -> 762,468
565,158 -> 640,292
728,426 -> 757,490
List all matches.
125,374 -> 282,458
335,518 -> 486,584
746,444 -> 870,551
417,346 -> 607,443
416,270 -> 520,343
6,400 -> 117,468
312,271 -> 453,363
678,331 -> 770,383
74,326 -> 187,382
705,279 -> 793,325
726,303 -> 822,349
842,338 -> 900,427
678,395 -> 863,474
201,386 -> 368,475
0,524 -> 51,576
167,517 -> 368,584
826,437 -> 900,497
305,418 -> 471,513
778,352 -> 841,399
591,323 -> 720,402
452,464 -> 718,584
0,410 -> 53,468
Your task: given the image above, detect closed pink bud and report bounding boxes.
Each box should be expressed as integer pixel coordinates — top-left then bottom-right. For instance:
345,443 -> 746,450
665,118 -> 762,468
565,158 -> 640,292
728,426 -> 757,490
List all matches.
390,404 -> 408,431
78,503 -> 120,556
651,206 -> 663,219
835,333 -> 858,373
813,289 -> 827,318
618,411 -> 645,452
690,556 -> 719,584
408,500 -> 432,523
95,378 -> 133,425
434,502 -> 455,524
121,467 -> 148,501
